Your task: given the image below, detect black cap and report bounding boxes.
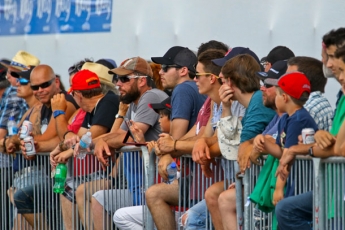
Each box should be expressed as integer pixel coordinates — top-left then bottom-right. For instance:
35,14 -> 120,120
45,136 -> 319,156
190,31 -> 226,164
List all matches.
256,60 -> 287,80
151,46 -> 197,73
10,66 -> 35,80
148,97 -> 171,113
212,47 -> 261,67
266,46 -> 295,64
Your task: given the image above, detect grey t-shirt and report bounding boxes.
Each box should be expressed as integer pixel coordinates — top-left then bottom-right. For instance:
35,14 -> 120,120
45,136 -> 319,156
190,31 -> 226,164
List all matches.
120,88 -> 168,141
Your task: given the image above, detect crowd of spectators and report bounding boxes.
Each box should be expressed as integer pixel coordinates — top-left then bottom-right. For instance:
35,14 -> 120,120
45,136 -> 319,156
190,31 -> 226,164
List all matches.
0,27 -> 345,230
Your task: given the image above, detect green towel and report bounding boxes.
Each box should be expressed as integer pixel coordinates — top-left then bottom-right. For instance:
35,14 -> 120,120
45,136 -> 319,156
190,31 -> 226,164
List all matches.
250,155 -> 279,229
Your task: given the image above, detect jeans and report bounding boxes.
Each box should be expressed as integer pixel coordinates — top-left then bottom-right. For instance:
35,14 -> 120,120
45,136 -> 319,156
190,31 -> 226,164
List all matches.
275,191 -> 313,230
180,199 -> 207,230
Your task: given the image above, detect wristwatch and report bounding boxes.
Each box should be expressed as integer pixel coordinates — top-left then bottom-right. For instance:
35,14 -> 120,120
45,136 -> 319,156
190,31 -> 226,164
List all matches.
308,146 -> 314,157
116,114 -> 124,119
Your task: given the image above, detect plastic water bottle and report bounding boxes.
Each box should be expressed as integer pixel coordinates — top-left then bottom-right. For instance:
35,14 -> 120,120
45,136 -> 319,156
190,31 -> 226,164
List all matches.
53,163 -> 67,194
7,116 -> 18,136
166,162 -> 177,184
78,131 -> 92,159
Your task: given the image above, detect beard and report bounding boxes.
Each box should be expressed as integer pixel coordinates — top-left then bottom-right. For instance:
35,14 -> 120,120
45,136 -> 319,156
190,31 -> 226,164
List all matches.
263,97 -> 276,110
120,85 -> 140,104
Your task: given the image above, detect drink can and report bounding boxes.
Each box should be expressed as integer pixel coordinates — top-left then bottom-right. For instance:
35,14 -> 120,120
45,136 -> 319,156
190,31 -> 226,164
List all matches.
24,136 -> 36,156
302,128 -> 315,144
20,121 -> 33,139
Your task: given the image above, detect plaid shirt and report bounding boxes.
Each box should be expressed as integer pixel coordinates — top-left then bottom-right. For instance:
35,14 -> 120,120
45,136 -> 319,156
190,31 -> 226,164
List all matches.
0,86 -> 28,168
304,91 -> 333,132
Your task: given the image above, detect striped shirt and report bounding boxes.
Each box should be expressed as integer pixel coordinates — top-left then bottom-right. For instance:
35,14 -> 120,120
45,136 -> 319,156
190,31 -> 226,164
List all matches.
304,91 -> 333,131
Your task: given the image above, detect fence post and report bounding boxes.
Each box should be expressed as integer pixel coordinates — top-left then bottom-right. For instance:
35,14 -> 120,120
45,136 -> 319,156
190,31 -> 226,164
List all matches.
235,162 -> 244,230
313,157 -> 325,230
142,146 -> 155,230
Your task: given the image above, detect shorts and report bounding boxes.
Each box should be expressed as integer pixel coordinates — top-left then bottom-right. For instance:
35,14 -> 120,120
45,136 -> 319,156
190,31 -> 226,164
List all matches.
93,189 -> 133,214
13,166 -> 49,189
63,171 -> 127,203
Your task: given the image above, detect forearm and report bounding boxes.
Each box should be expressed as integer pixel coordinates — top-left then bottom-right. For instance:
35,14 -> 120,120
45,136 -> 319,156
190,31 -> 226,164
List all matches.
37,136 -> 60,152
104,133 -> 126,150
275,176 -> 286,191
170,140 -> 196,157
55,116 -> 69,140
263,138 -> 283,158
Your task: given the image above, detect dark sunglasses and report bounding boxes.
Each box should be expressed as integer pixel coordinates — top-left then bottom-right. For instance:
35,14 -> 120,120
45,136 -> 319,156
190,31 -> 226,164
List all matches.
118,75 -> 140,83
263,83 -> 274,88
30,78 -> 55,91
161,64 -> 181,72
16,78 -> 30,85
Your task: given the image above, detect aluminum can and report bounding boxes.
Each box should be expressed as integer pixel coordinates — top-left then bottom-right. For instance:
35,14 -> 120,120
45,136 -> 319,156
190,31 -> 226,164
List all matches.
302,128 -> 315,144
24,136 -> 36,156
20,121 -> 33,139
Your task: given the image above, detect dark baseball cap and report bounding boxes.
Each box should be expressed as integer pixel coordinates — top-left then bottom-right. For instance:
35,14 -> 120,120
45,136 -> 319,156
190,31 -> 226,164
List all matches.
266,46 -> 295,64
151,46 -> 197,73
256,60 -> 287,80
148,97 -> 171,113
10,66 -> 36,80
212,47 -> 261,67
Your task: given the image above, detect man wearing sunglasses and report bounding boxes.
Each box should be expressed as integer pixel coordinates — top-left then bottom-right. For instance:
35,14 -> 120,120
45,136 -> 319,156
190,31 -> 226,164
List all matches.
91,57 -> 168,229
151,46 -> 207,140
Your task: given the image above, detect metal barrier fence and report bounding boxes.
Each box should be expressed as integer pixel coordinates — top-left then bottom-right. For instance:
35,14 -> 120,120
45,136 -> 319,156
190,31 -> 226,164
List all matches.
313,157 -> 345,230
0,145 -> 150,230
240,156 -> 314,230
1,150 -> 344,230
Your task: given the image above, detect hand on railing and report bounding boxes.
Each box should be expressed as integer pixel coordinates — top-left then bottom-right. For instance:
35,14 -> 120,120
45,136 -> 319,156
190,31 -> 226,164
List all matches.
6,134 -> 21,154
94,138 -> 112,170
192,138 -> 211,165
314,130 -> 335,149
157,133 -> 174,153
157,154 -> 174,181
237,141 -> 252,174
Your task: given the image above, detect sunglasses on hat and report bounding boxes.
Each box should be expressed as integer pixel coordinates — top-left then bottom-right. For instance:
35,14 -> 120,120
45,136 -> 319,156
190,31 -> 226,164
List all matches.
16,78 -> 30,86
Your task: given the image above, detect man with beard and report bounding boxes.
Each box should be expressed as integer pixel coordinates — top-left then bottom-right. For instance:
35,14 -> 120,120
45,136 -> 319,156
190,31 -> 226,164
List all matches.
92,57 -> 168,230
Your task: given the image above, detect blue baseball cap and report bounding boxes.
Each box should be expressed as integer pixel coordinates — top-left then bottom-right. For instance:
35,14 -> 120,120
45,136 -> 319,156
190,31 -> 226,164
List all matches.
212,47 -> 261,67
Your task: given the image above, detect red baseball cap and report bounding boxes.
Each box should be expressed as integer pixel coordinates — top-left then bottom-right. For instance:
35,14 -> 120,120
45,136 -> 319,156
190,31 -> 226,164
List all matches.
68,69 -> 101,93
265,71 -> 311,100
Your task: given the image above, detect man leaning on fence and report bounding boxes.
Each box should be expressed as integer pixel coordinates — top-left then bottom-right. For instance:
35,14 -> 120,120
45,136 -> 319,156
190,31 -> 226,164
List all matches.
12,64 -> 78,229
92,56 -> 168,230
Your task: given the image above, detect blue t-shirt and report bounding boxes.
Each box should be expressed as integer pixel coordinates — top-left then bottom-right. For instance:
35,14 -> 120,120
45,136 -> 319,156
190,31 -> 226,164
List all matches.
171,81 -> 207,130
276,107 -> 319,148
241,91 -> 276,142
262,114 -> 281,139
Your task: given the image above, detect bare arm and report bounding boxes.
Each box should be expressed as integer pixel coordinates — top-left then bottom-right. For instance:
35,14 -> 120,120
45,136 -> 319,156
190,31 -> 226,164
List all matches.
170,118 -> 189,140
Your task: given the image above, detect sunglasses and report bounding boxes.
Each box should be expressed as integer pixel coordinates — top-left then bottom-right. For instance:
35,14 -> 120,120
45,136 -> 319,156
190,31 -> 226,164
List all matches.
263,83 -> 274,89
118,75 -> 140,83
161,64 -> 181,73
16,78 -> 30,85
30,78 -> 55,91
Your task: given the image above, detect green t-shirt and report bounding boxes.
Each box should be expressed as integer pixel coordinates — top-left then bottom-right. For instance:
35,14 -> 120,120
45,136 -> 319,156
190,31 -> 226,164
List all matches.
328,95 -> 345,218
330,95 -> 345,135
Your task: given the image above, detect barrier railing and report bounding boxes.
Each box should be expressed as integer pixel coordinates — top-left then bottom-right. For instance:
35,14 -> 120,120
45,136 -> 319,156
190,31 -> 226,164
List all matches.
241,155 -> 314,230
0,145 -> 150,230
313,157 -> 345,230
2,149 -> 344,230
